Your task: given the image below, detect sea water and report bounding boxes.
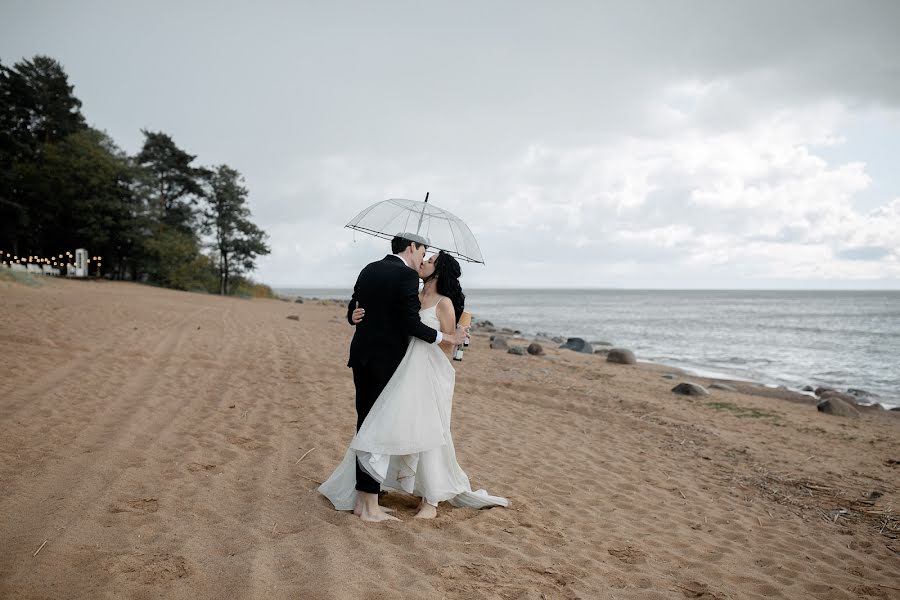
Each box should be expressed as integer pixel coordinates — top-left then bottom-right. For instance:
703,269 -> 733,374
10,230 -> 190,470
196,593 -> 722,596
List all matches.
278,287 -> 900,408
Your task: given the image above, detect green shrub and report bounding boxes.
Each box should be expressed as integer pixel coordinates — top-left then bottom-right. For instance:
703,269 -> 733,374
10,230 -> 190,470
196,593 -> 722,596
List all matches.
228,275 -> 275,299
143,228 -> 218,293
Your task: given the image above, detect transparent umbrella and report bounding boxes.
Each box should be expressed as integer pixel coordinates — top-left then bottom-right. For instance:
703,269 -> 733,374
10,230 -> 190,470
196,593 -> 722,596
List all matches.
345,194 -> 485,264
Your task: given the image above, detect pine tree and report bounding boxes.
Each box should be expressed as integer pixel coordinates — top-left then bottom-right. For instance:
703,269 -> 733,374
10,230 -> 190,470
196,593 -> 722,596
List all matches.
0,55 -> 87,253
135,130 -> 207,233
203,165 -> 270,295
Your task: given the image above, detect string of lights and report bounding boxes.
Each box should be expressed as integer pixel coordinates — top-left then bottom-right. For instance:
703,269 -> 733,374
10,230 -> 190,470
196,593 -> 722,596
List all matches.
1,250 -> 102,275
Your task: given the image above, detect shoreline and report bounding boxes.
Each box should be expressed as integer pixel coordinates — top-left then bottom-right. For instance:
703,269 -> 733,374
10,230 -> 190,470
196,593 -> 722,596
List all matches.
280,293 -> 900,411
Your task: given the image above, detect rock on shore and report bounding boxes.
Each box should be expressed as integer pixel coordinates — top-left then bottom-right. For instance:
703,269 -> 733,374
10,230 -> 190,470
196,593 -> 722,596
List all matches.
606,348 -> 636,365
819,390 -> 860,404
527,343 -> 544,356
817,398 -> 860,418
559,338 -> 594,354
672,382 -> 710,396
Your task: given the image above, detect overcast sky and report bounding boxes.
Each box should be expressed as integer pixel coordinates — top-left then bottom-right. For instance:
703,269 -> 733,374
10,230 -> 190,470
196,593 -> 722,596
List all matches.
4,1 -> 900,289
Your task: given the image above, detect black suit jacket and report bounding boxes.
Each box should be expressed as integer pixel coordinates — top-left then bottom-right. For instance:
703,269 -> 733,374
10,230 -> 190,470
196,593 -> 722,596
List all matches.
347,255 -> 438,369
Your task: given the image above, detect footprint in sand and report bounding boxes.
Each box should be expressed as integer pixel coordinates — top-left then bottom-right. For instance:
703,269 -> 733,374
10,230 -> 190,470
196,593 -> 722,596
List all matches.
676,580 -> 727,599
607,544 -> 647,564
186,462 -> 216,472
108,498 -> 158,514
226,435 -> 264,450
107,552 -> 189,584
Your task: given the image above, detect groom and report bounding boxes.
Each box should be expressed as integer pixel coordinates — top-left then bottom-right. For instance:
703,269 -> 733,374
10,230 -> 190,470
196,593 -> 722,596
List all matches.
346,232 -> 468,522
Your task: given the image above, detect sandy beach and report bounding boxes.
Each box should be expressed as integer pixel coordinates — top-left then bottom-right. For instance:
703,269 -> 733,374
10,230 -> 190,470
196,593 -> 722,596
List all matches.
1,276 -> 898,599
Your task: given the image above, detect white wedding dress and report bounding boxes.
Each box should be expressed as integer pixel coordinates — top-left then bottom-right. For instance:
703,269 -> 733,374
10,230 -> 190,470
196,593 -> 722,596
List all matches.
318,301 -> 508,511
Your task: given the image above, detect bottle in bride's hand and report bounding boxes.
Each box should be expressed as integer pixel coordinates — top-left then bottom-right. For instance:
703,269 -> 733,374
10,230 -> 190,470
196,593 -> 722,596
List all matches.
453,311 -> 472,361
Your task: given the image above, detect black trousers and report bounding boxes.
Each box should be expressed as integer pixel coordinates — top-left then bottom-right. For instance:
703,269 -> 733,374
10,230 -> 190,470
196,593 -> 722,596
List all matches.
352,358 -> 399,494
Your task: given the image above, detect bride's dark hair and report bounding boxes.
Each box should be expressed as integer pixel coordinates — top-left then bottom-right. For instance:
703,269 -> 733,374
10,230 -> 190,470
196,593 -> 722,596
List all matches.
424,251 -> 465,324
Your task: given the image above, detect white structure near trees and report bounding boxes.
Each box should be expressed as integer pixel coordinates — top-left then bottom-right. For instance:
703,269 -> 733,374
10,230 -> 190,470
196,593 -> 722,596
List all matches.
73,248 -> 88,278
0,248 -> 85,278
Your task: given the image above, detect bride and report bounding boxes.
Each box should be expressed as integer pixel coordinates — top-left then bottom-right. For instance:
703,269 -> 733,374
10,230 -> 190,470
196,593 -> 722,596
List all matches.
318,251 -> 508,519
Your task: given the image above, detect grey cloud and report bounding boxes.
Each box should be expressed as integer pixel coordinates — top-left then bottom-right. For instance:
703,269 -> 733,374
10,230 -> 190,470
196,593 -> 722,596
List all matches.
5,1 -> 899,157
836,246 -> 891,261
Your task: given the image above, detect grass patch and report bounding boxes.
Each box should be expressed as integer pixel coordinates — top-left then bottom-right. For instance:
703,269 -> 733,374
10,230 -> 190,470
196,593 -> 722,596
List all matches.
706,401 -> 782,420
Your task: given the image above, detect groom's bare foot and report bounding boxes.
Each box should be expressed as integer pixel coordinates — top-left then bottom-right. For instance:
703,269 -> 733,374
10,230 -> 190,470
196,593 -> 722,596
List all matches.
354,503 -> 394,515
353,504 -> 396,517
359,505 -> 400,522
414,502 -> 437,519
354,492 -> 400,522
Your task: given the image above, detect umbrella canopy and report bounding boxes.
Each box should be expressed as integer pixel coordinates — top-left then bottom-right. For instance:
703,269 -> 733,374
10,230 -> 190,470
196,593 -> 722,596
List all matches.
346,196 -> 484,264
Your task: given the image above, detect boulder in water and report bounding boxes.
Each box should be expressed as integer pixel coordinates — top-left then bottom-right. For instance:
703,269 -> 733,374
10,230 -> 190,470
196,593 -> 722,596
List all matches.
817,398 -> 860,418
848,388 -> 879,399
672,382 -> 709,397
559,338 -> 594,354
801,385 -> 815,392
606,348 -> 636,365
815,387 -> 836,397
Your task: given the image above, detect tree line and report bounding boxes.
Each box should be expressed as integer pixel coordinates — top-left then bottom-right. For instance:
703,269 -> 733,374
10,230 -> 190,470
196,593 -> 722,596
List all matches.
0,55 -> 271,296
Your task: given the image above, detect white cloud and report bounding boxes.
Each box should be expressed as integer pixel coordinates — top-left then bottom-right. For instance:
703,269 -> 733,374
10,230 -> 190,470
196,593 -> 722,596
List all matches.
252,90 -> 900,288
